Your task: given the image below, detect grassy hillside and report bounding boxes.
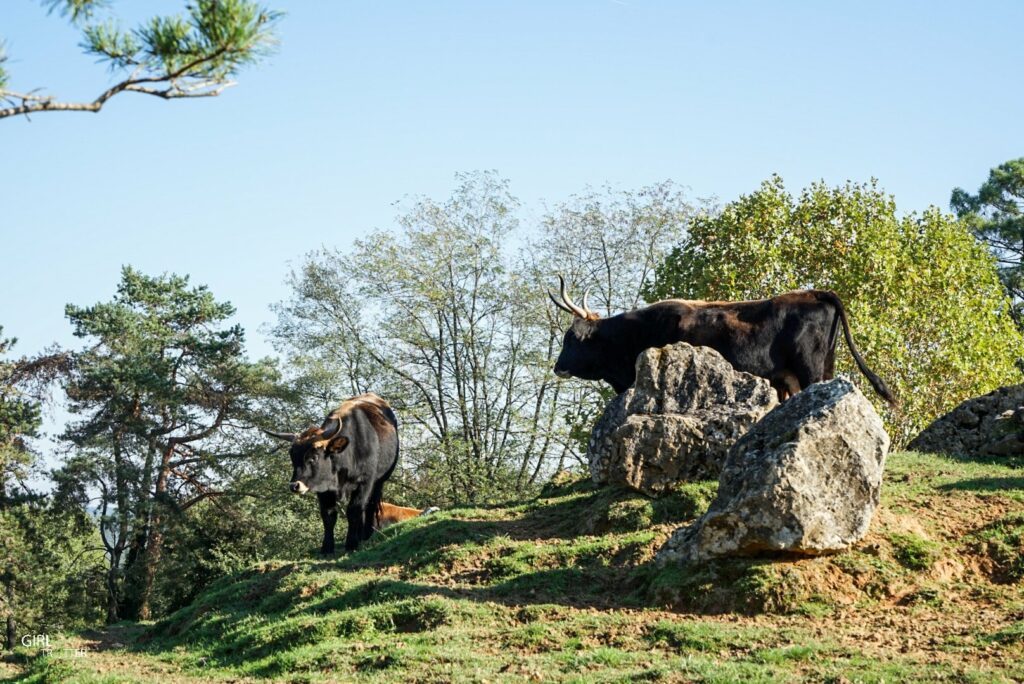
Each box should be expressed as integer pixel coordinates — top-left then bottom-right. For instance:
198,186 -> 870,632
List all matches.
5,451 -> 1024,683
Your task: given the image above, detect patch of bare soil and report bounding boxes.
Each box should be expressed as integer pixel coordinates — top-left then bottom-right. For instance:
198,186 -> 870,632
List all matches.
0,658 -> 22,681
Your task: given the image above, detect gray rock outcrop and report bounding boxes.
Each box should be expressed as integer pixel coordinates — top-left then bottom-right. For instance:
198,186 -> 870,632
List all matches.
587,392 -> 630,486
908,384 -> 1024,457
658,378 -> 890,562
587,343 -> 778,496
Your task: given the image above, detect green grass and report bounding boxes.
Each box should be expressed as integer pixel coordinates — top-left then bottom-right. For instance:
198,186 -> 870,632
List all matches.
889,532 -> 942,571
886,450 -> 1024,502
6,451 -> 1024,683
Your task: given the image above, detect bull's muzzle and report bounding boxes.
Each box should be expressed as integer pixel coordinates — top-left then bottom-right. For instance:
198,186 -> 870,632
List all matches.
554,367 -> 572,378
290,480 -> 309,495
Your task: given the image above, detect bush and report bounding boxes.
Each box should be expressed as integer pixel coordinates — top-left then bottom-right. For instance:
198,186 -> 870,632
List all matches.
647,176 -> 1024,445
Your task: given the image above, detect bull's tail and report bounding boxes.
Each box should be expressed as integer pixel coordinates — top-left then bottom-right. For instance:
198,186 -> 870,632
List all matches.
817,291 -> 897,406
367,479 -> 387,532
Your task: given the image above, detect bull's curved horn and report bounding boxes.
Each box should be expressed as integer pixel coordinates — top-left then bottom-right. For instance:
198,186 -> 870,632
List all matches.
320,417 -> 341,438
581,288 -> 591,314
558,274 -> 591,319
263,428 -> 298,443
548,290 -> 574,315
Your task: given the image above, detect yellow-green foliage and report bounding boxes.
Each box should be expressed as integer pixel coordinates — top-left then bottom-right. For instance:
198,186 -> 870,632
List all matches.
648,176 -> 1024,445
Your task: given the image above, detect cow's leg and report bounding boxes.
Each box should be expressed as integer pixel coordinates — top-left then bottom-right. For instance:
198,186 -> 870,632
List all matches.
792,355 -> 827,393
772,372 -> 801,402
317,491 -> 338,556
344,483 -> 373,552
823,347 -> 836,380
771,378 -> 787,402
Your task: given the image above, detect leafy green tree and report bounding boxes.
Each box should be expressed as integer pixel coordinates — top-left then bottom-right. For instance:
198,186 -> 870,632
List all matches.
60,267 -> 281,620
0,0 -> 281,120
648,176 -> 1024,445
272,174 -> 703,504
0,328 -> 39,650
1,328 -> 104,650
273,173 -> 560,505
531,181 -> 704,315
0,332 -> 41,501
526,181 -> 704,453
951,158 -> 1024,328
151,467 -> 323,614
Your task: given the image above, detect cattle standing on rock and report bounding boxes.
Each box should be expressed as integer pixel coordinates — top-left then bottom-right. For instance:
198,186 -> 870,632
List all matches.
265,393 -> 399,554
548,276 -> 895,404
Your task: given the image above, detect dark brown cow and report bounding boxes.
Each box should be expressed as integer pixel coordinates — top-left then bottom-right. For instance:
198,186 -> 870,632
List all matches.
265,393 -> 400,554
549,277 -> 894,404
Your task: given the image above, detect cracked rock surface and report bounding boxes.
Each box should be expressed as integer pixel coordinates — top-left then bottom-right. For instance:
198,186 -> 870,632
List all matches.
658,378 -> 890,562
587,342 -> 778,496
908,384 -> 1024,457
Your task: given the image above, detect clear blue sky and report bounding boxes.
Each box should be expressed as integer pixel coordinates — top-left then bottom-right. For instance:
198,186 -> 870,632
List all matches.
2,0 -> 1022,364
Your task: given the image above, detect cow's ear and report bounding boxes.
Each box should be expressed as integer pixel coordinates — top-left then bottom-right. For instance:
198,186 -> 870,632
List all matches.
327,435 -> 349,453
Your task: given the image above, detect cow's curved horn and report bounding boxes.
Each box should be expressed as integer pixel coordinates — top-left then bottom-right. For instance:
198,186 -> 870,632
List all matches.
548,290 -> 574,315
263,428 -> 298,443
581,288 -> 591,314
558,274 -> 591,319
320,417 -> 341,438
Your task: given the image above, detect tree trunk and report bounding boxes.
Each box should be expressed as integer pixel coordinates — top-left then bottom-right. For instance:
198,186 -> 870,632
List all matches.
105,552 -> 120,624
4,581 -> 14,651
136,445 -> 172,621
136,526 -> 163,621
123,435 -> 157,619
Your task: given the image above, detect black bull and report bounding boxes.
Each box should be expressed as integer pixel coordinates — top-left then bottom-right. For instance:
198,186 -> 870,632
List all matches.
265,393 -> 400,554
550,285 -> 895,404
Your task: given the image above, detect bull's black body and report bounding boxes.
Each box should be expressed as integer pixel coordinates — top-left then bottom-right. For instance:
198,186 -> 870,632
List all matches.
283,394 -> 399,554
553,289 -> 894,404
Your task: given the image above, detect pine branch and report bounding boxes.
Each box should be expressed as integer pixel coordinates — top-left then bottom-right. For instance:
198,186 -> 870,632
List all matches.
0,0 -> 280,120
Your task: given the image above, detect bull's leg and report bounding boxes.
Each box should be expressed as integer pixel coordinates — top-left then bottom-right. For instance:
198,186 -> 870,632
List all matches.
792,356 -> 826,393
823,349 -> 836,381
317,491 -> 338,556
771,373 -> 801,402
344,484 -> 373,552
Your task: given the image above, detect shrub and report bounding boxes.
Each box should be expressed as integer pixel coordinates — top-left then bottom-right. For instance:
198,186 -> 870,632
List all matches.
647,176 -> 1024,445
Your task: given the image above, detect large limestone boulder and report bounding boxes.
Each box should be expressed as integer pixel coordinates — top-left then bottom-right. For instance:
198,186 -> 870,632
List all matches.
658,378 -> 890,562
587,392 -> 630,486
587,343 -> 778,495
908,384 -> 1024,457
